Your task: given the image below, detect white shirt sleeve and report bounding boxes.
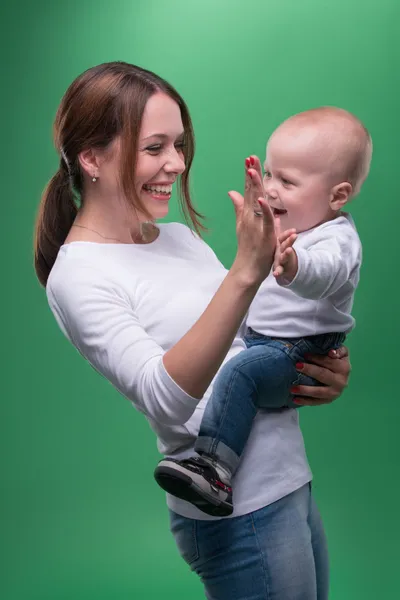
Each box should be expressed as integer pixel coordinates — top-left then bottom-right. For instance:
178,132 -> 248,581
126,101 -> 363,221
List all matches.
46,263 -> 201,426
276,224 -> 361,300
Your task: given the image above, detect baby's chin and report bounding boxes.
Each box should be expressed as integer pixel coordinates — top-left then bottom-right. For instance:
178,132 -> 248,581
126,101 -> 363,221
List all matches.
294,220 -> 328,234
274,211 -> 293,230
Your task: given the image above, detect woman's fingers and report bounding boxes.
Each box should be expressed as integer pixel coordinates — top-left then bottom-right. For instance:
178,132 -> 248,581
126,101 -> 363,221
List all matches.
274,214 -> 282,237
257,197 -> 275,232
228,190 -> 244,220
328,345 -> 349,360
303,352 -> 351,376
297,360 -> 346,388
243,168 -> 258,215
246,168 -> 264,199
249,155 -> 264,182
295,383 -> 337,400
292,349 -> 351,406
291,379 -> 340,406
294,395 -> 335,406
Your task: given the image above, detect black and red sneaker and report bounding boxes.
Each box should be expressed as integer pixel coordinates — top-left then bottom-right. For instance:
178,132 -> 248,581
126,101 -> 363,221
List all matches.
154,455 -> 233,517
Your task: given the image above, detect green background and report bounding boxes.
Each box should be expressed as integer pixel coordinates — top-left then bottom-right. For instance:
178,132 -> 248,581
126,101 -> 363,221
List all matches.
2,0 -> 399,598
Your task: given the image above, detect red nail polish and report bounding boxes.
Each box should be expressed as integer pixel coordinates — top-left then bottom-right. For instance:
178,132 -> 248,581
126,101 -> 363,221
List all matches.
248,170 -> 253,179
291,386 -> 300,393
245,158 -> 250,168
250,156 -> 255,165
293,399 -> 302,405
296,362 -> 304,370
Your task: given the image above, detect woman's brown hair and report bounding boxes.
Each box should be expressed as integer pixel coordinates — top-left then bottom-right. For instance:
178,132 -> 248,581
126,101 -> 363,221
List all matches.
33,61 -> 205,287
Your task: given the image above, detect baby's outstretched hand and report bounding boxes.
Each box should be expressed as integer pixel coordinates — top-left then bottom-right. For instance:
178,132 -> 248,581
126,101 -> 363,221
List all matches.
273,227 -> 298,282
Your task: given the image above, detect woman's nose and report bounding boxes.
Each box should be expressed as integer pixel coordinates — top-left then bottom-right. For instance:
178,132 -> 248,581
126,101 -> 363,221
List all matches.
164,148 -> 186,174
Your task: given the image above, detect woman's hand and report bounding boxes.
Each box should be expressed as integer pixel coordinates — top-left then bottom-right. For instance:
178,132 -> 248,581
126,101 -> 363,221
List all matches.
292,346 -> 351,406
229,157 -> 277,286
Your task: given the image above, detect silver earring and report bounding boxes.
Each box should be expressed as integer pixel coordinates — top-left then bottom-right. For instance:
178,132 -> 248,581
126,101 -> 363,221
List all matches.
92,175 -> 97,182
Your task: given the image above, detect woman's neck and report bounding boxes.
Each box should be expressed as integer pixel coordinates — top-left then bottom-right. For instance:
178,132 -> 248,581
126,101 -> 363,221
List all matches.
73,197 -> 158,244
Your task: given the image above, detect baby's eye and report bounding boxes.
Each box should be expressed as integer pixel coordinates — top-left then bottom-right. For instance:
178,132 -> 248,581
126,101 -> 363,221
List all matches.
263,171 -> 272,179
281,177 -> 292,185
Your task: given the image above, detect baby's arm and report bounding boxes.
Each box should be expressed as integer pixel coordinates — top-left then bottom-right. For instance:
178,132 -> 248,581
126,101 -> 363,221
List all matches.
273,227 -> 298,281
274,221 -> 361,300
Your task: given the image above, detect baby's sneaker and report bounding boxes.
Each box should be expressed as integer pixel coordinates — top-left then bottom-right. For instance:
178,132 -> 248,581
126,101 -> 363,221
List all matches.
154,455 -> 233,517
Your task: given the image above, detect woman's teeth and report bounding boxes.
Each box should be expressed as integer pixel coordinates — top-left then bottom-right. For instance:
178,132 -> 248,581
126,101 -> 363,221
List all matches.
143,184 -> 172,194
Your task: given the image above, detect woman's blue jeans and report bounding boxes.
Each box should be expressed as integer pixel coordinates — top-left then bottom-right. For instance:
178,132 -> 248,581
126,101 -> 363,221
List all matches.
169,483 -> 329,600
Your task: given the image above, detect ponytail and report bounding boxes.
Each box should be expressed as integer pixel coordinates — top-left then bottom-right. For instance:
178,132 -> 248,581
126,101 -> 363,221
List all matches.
33,166 -> 77,287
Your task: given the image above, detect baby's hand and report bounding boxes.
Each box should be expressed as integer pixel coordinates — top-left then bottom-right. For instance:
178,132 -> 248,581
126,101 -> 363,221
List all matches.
273,227 -> 298,282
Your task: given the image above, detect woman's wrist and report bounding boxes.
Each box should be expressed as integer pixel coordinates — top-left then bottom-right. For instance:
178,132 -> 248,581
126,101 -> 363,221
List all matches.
229,259 -> 266,290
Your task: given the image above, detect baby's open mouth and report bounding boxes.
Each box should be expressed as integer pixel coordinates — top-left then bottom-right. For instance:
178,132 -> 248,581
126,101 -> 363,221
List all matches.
272,207 -> 287,216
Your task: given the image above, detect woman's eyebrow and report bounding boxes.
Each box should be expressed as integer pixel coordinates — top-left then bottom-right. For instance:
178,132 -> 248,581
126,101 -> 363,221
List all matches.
142,132 -> 185,142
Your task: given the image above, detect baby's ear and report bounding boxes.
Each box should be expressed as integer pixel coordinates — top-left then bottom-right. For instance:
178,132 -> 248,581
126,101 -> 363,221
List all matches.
329,182 -> 352,210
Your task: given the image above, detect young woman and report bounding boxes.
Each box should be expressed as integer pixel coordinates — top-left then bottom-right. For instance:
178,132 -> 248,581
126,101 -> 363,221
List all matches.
34,61 -> 350,599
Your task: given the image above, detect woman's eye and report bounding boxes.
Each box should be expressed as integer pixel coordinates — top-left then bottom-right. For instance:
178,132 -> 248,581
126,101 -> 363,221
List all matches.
146,145 -> 162,153
146,141 -> 185,154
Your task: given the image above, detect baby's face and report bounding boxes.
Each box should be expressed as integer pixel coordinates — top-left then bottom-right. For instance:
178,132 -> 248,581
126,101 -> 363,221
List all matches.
263,126 -> 337,233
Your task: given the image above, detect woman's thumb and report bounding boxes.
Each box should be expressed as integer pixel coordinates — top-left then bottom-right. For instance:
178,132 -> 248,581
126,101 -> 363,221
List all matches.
228,190 -> 243,217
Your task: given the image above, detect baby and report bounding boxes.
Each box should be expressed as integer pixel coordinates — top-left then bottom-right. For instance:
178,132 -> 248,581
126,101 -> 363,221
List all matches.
155,107 -> 372,517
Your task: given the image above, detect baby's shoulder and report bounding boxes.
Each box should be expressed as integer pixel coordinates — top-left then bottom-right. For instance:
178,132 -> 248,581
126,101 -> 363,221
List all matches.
311,213 -> 361,244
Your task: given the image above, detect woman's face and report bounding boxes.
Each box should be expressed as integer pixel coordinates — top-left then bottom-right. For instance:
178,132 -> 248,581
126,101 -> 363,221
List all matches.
135,92 -> 186,219
93,92 -> 186,221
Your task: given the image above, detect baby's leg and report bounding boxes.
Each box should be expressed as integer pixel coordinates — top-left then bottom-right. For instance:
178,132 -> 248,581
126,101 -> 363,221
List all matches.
195,341 -> 300,474
154,334 -> 342,517
154,344 -> 294,518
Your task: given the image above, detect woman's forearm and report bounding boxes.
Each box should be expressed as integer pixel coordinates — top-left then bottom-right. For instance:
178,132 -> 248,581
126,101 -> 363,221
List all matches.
163,167 -> 276,400
163,267 -> 260,399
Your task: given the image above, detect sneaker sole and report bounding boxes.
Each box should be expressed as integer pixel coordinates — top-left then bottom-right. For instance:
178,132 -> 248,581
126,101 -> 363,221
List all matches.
154,465 -> 233,517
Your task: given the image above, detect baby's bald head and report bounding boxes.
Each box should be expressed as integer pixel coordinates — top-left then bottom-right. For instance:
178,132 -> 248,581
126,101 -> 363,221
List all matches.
269,107 -> 372,198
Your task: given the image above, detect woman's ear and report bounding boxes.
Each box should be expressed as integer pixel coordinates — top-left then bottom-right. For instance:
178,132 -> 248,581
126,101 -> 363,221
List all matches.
329,181 -> 353,211
78,148 -> 101,179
